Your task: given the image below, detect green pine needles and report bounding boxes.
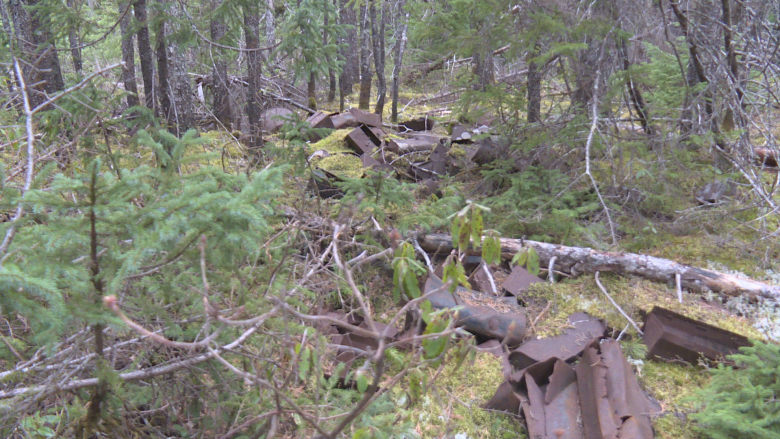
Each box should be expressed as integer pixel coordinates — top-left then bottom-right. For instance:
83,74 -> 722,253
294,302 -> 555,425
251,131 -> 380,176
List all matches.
690,341 -> 780,439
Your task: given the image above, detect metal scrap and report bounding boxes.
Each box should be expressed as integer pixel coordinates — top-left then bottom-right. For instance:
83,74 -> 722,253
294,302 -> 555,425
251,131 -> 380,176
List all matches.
346,125 -> 381,154
400,116 -> 435,132
643,306 -> 750,364
502,265 -> 544,299
349,108 -> 382,127
424,275 -> 527,346
508,312 -> 606,371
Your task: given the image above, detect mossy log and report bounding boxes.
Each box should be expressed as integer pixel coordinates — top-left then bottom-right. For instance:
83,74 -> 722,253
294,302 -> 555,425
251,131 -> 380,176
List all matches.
419,233 -> 780,300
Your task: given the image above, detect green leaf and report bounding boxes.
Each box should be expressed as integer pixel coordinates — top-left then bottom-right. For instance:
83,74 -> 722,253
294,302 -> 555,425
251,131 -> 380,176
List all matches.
457,215 -> 470,250
403,271 -> 421,299
422,318 -> 450,360
451,214 -> 461,247
512,248 -> 528,267
470,208 -> 483,245
356,372 -> 368,393
299,347 -> 311,381
527,247 -> 540,276
442,258 -> 460,293
352,427 -> 371,439
421,300 -> 433,325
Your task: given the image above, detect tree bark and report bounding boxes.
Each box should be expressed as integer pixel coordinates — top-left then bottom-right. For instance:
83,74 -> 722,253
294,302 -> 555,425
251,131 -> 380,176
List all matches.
67,0 -> 83,77
308,71 -> 317,110
210,0 -> 232,128
720,0 -> 743,131
244,4 -> 263,152
527,43 -> 541,123
338,0 -> 359,111
133,0 -> 156,111
169,1 -> 194,136
358,3 -> 372,111
618,37 -> 651,135
119,0 -> 140,108
323,8 -> 336,103
418,233 -> 780,300
370,0 -> 386,116
390,0 -> 408,123
472,48 -> 494,92
154,0 -> 172,125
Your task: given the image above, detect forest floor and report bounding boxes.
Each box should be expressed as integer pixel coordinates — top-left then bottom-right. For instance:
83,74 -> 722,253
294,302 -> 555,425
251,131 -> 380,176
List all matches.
196,88 -> 780,438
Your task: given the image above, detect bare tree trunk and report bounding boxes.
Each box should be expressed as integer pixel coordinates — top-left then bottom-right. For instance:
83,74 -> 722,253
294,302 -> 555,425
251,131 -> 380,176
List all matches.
527,43 -> 541,123
155,0 -> 172,125
210,0 -> 232,128
308,71 -> 317,110
67,0 -> 83,77
119,0 -> 140,108
358,3 -> 372,111
244,4 -> 263,152
265,0 -> 275,47
324,9 -> 336,103
169,3 -> 194,135
472,48 -> 493,92
419,233 -> 780,300
371,0 -> 386,116
134,0 -> 156,111
390,0 -> 408,123
720,0 -> 743,131
338,0 -> 358,111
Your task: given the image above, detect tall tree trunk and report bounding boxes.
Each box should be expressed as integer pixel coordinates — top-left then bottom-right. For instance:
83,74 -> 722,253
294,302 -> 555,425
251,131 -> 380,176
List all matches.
358,3 -> 372,110
155,0 -> 172,126
10,0 -> 64,107
472,48 -> 494,92
265,0 -> 275,47
338,0 -> 358,111
619,38 -> 651,135
526,43 -> 541,123
324,8 -> 336,102
119,0 -> 140,108
244,4 -> 263,152
169,1 -> 194,135
390,0 -> 408,123
134,0 -> 156,111
371,0 -> 386,116
720,0 -> 742,131
67,0 -> 82,77
210,0 -> 232,128
308,70 -> 317,109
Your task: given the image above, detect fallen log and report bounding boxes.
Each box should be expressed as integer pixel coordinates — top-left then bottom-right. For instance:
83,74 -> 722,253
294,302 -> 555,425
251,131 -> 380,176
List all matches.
419,233 -> 780,300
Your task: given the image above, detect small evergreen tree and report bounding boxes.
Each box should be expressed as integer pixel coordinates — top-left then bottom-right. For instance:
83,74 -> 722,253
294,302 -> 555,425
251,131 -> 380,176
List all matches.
690,341 -> 780,439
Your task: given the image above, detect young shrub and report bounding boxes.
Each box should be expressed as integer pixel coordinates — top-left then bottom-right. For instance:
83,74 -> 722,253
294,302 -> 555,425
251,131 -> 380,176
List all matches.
690,341 -> 780,439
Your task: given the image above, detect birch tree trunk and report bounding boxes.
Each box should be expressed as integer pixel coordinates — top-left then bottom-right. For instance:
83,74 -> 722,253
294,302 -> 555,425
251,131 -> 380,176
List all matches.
390,0 -> 408,123
419,233 -> 780,300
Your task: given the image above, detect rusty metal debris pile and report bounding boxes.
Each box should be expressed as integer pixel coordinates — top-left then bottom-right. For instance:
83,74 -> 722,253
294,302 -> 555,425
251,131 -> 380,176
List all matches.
285,108 -> 507,199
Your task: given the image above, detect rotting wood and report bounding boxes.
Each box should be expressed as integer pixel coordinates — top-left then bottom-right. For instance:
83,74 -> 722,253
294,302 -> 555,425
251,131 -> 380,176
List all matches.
419,233 -> 780,300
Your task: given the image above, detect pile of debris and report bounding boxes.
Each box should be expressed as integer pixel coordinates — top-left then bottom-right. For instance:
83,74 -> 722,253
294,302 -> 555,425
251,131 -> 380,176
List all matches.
320,253 -> 753,438
259,106 -> 506,198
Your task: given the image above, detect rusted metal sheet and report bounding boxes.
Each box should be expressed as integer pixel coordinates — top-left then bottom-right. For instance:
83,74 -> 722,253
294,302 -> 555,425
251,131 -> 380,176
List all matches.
361,153 -> 394,174
411,143 -> 448,180
260,107 -> 294,134
502,265 -> 544,298
468,261 -> 499,295
348,108 -> 382,127
513,358 -> 583,439
345,126 -> 381,154
468,137 -> 500,165
309,168 -> 344,199
754,147 -> 779,167
419,178 -> 442,198
305,111 -> 336,142
424,275 -> 527,346
508,312 -> 606,371
643,306 -> 751,364
451,125 -> 472,143
483,380 -> 522,415
576,340 -> 659,439
330,112 -> 359,129
400,116 -> 434,132
387,137 -> 438,154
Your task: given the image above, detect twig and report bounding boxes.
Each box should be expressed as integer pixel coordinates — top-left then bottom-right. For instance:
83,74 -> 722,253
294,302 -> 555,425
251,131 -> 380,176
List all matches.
594,272 -> 643,335
413,236 -> 435,274
547,256 -> 557,284
675,272 -> 683,303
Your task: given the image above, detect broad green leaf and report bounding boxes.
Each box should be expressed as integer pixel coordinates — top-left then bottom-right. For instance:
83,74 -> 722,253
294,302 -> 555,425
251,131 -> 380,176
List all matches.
403,271 -> 421,299
458,216 -> 470,250
451,215 -> 461,247
299,347 -> 311,381
527,247 -> 540,276
512,248 -> 528,267
442,258 -> 460,293
421,300 -> 433,325
352,427 -> 371,439
470,208 -> 483,245
356,372 -> 368,393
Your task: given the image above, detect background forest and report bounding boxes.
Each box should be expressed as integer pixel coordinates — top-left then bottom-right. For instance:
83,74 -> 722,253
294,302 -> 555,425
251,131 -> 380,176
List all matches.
1,0 -> 780,437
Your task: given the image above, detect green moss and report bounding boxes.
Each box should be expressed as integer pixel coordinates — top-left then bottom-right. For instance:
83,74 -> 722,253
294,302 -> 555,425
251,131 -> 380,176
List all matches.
312,154 -> 364,179
411,353 -> 525,438
308,129 -> 355,155
640,361 -> 710,439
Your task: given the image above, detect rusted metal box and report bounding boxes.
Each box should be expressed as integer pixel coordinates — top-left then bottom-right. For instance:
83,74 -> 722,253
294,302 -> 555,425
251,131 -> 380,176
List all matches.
643,306 -> 751,364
